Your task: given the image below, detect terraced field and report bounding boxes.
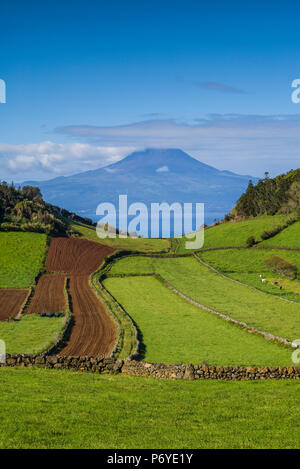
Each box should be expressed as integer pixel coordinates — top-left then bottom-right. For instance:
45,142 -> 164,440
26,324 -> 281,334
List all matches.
173,215 -> 291,253
44,237 -> 116,357
0,314 -> 67,354
46,237 -> 114,274
0,289 -> 29,321
0,232 -> 46,287
0,232 -> 68,352
0,235 -> 117,356
58,275 -> 116,357
104,276 -> 292,365
27,274 -> 67,315
261,220 -> 300,248
107,255 -> 300,342
72,221 -> 170,252
200,248 -> 300,301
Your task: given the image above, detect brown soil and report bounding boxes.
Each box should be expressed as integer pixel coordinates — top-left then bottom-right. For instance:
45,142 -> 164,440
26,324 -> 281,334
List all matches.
46,237 -> 114,274
26,237 -> 116,356
58,275 -> 116,357
0,289 -> 29,321
27,274 -> 67,314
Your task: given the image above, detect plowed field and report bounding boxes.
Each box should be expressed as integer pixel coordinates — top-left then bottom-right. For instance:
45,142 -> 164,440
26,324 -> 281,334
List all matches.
0,289 -> 29,321
58,275 -> 116,357
26,237 -> 116,356
46,237 -> 114,274
27,274 -> 67,314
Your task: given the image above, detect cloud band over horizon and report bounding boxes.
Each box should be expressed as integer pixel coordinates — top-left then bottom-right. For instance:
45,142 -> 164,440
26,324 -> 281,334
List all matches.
1,114 -> 300,181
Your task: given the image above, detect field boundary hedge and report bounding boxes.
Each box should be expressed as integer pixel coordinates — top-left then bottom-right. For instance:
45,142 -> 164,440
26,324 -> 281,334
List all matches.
99,279 -> 141,360
1,355 -> 299,380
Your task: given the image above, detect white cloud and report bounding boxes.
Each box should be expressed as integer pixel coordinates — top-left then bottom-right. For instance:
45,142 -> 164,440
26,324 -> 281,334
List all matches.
156,165 -> 169,172
0,142 -> 136,181
2,114 -> 300,182
56,115 -> 300,177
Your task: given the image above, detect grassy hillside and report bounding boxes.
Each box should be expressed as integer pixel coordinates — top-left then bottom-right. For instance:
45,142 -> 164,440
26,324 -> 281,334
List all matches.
72,221 -> 170,252
261,220 -> 300,247
0,232 -> 47,287
108,256 -> 300,341
0,368 -> 299,449
200,248 -> 300,301
173,215 -> 290,253
0,314 -> 67,354
104,276 -> 292,366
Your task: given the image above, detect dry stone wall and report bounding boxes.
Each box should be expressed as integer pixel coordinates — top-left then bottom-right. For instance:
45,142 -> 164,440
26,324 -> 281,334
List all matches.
1,355 -> 299,380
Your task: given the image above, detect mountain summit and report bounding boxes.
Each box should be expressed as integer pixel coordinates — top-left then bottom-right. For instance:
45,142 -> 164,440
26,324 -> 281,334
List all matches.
23,148 -> 257,227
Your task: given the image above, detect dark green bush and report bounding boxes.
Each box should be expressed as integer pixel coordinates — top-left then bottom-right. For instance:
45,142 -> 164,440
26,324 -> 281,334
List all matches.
261,225 -> 283,240
246,236 -> 256,247
264,255 -> 298,279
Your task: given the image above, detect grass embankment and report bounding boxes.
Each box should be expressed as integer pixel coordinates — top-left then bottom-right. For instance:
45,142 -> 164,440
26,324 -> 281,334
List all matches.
261,220 -> 300,248
0,368 -> 299,449
0,314 -> 67,354
0,232 -> 47,288
173,215 -> 290,253
108,256 -> 300,341
200,248 -> 300,301
104,276 -> 292,366
71,221 -> 170,252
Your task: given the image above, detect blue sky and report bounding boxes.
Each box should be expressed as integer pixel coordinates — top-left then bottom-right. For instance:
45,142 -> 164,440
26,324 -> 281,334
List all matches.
1,0 -> 300,180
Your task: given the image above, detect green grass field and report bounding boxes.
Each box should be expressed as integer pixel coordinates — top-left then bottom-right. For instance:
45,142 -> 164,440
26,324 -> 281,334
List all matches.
72,221 -> 170,252
104,276 -> 292,366
261,220 -> 300,248
0,232 -> 47,288
199,248 -> 300,301
0,314 -> 67,354
173,215 -> 290,253
200,248 -> 300,274
0,368 -> 298,449
108,255 -> 300,341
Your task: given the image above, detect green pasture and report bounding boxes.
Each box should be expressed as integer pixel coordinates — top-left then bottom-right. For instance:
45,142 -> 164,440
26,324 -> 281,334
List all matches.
104,276 -> 292,366
107,255 -> 300,340
0,368 -> 298,449
261,220 -> 300,248
0,314 -> 67,354
0,232 -> 47,288
71,221 -> 170,253
174,215 -> 290,253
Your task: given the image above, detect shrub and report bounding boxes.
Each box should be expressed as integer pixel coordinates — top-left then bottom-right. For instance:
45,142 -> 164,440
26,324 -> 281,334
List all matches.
261,225 -> 283,240
264,255 -> 298,279
246,236 -> 256,247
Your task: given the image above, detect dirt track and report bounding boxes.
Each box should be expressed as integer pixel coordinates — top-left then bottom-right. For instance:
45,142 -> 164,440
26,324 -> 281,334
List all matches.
0,289 -> 29,321
58,275 -> 116,357
27,274 -> 67,314
46,237 -> 114,274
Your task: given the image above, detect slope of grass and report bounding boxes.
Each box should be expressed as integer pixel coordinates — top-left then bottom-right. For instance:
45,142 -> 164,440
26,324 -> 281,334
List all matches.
199,248 -> 300,301
0,232 -> 47,287
261,220 -> 300,248
200,248 -> 300,274
104,276 -> 292,366
108,256 -> 300,340
0,314 -> 67,354
0,368 -> 299,449
174,215 -> 290,253
71,221 -> 170,253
